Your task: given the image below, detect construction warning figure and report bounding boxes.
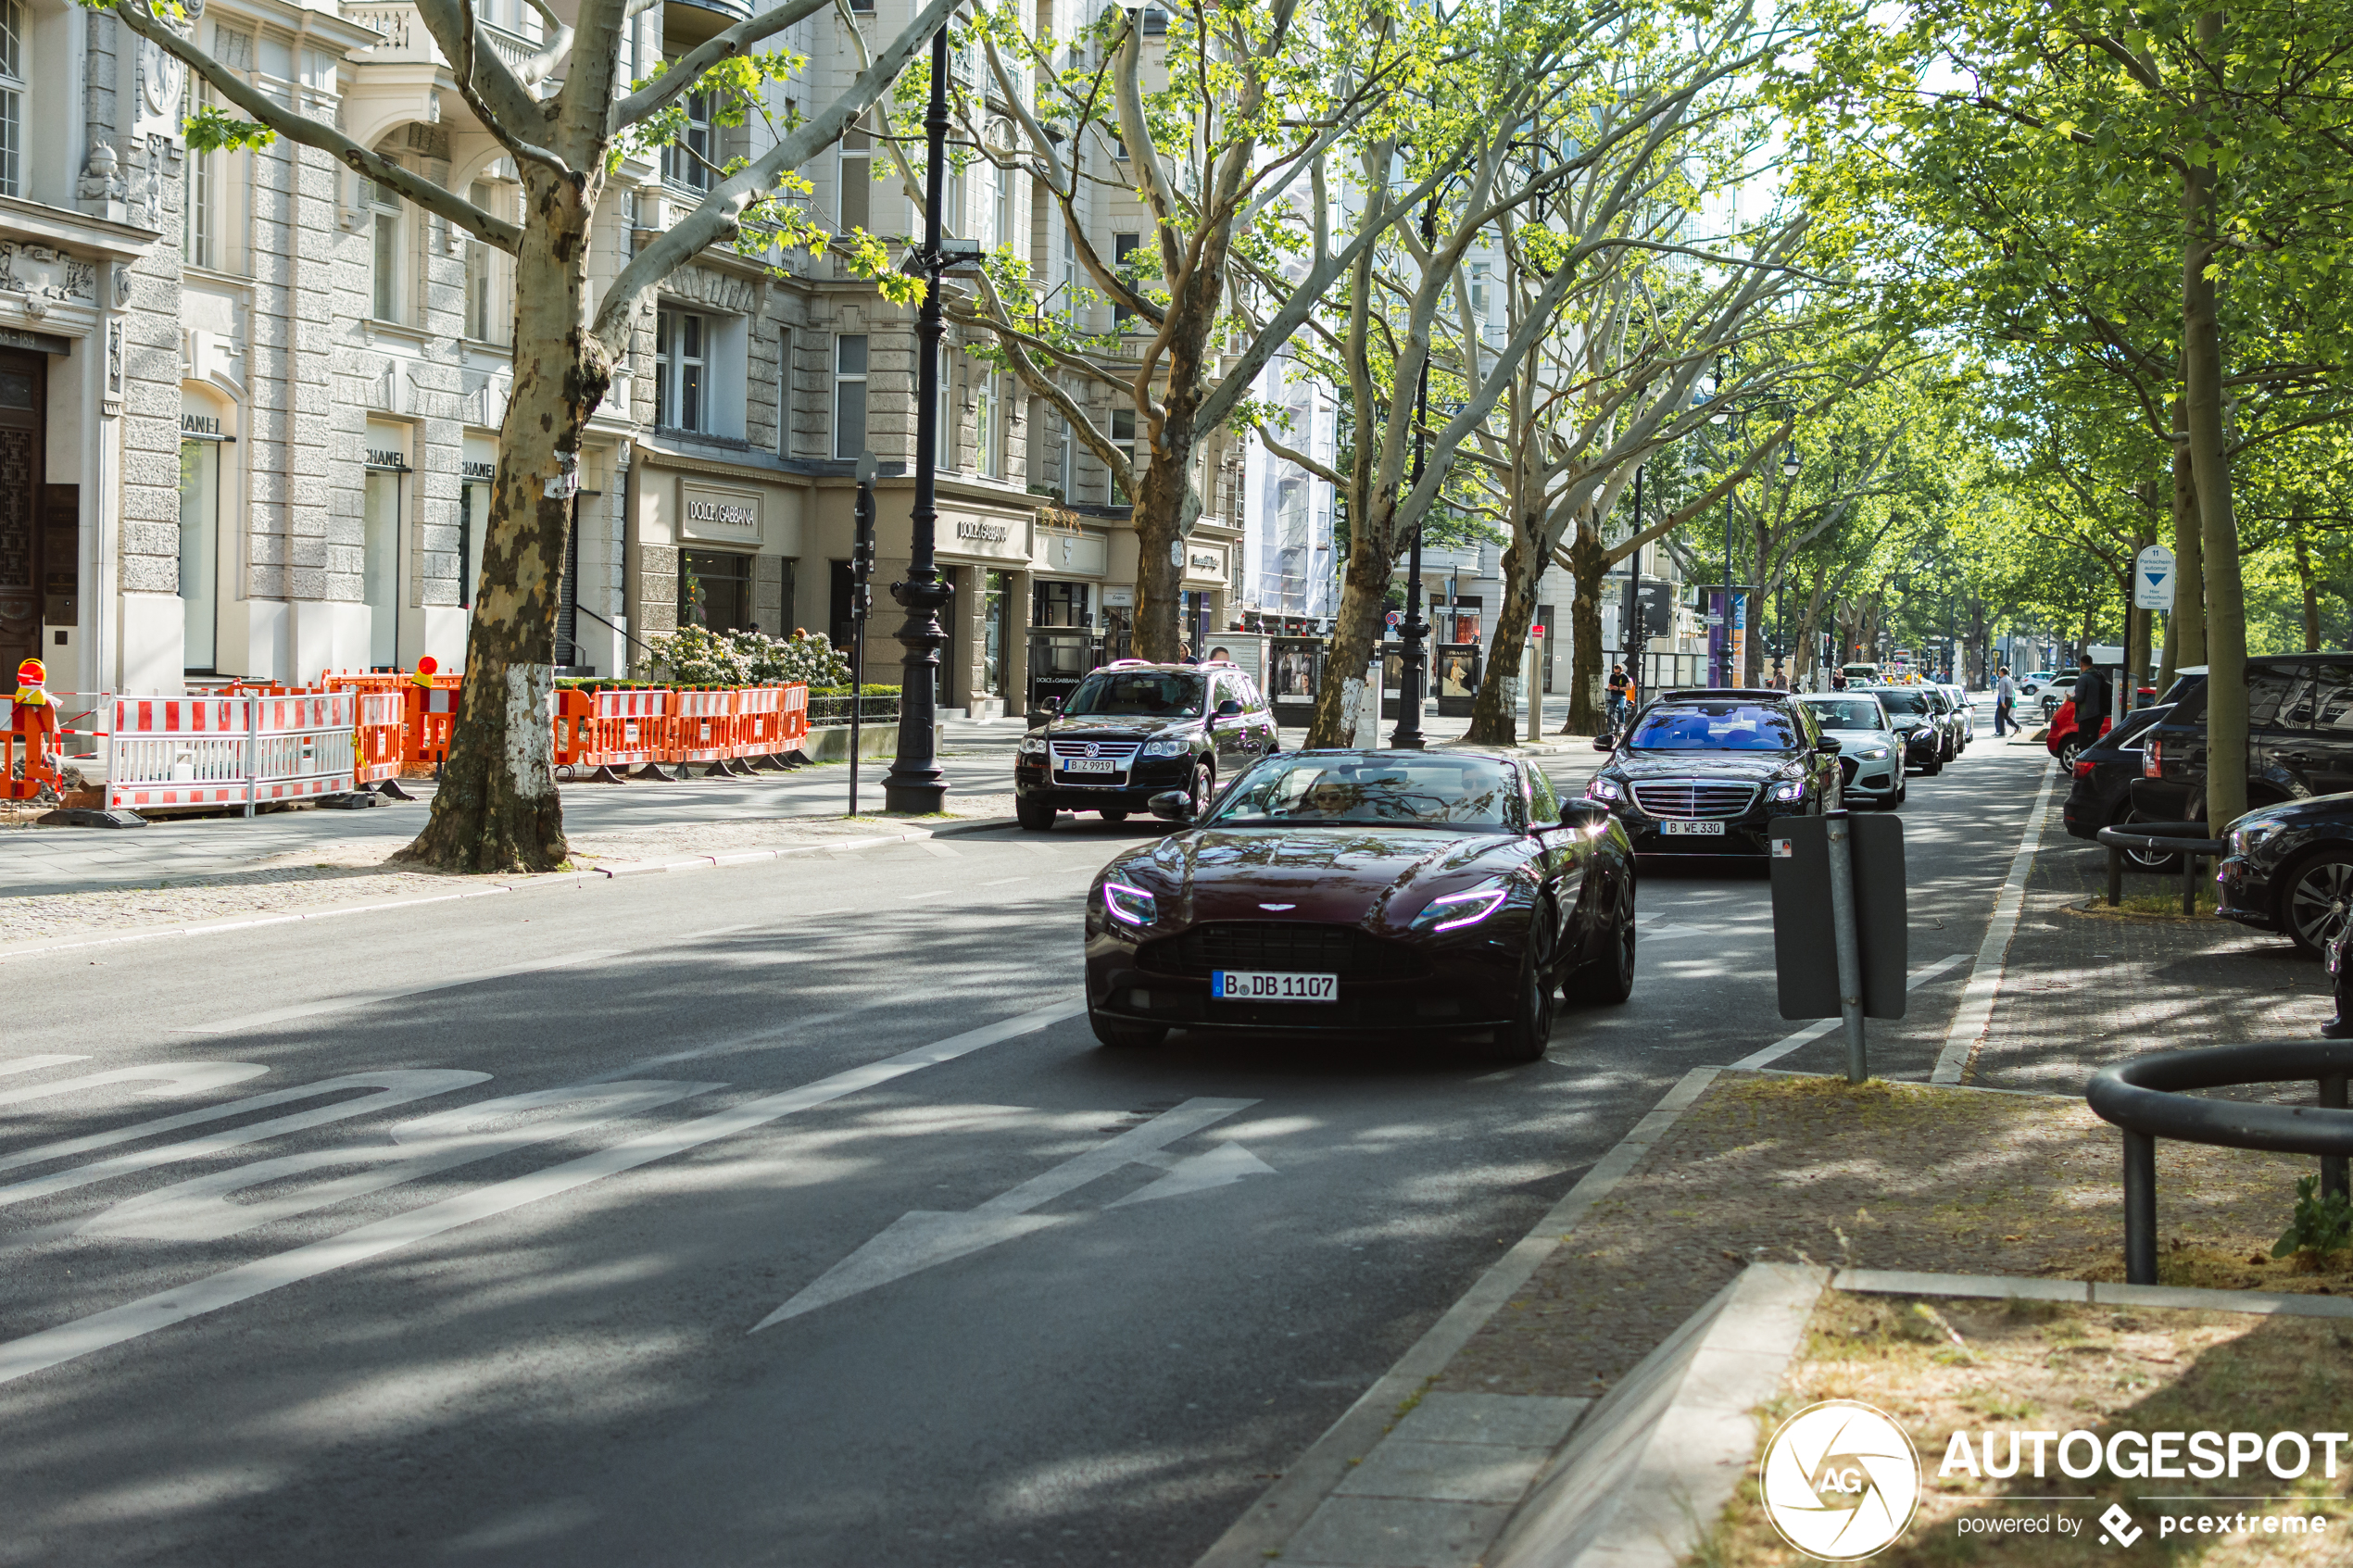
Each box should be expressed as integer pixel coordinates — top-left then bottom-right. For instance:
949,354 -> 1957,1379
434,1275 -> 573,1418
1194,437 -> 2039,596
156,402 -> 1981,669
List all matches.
5,656 -> 60,800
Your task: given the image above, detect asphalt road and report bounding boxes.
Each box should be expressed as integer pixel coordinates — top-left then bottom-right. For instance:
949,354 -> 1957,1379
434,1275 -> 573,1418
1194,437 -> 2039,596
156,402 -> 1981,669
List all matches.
0,712 -> 2052,1567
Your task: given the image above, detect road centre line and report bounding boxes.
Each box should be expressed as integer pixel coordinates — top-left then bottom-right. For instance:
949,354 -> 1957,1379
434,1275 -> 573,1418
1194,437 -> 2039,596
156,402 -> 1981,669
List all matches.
1932,764 -> 2060,1085
0,996 -> 1088,1387
1726,954 -> 1971,1070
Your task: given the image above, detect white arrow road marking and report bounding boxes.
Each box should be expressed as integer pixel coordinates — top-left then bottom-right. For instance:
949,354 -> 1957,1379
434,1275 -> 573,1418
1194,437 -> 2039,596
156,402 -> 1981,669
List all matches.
0,997 -> 1085,1387
0,1056 -> 90,1079
0,1062 -> 267,1111
177,948 -> 625,1034
1104,1141 -> 1277,1208
753,1097 -> 1258,1330
0,1070 -> 492,1203
80,1080 -> 722,1242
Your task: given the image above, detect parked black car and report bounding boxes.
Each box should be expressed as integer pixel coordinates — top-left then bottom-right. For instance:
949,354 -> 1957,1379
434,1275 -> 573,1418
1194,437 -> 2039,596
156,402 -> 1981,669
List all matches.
1584,690 -> 1843,857
2133,654 -> 2353,824
1867,687 -> 1949,773
2218,795 -> 2353,957
1015,661 -> 1278,830
2061,703 -> 2180,868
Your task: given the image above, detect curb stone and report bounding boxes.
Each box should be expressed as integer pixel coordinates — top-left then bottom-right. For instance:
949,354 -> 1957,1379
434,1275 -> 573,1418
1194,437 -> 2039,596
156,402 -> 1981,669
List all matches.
1189,1065 -> 1723,1568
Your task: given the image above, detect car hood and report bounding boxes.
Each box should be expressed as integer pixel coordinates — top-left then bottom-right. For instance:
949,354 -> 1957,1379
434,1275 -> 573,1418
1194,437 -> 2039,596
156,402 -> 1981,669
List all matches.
1817,726 -> 1896,748
1604,750 -> 1804,783
1108,825 -> 1522,928
2236,792 -> 2353,831
1043,713 -> 1193,741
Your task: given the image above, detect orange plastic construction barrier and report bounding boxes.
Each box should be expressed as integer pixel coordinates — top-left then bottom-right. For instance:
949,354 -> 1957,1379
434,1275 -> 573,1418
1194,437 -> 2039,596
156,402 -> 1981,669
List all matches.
4,658 -> 61,801
354,689 -> 409,794
663,687 -> 741,777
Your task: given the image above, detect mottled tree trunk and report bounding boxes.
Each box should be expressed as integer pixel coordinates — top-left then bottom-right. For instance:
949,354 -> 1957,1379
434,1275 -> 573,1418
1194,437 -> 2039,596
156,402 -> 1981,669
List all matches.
1305,507 -> 1397,747
1561,528 -> 1609,734
1465,521 -> 1543,746
2182,33 -> 2247,830
2167,397 -> 2205,678
396,171 -> 609,873
2295,527 -> 2321,652
1126,232 -> 1228,664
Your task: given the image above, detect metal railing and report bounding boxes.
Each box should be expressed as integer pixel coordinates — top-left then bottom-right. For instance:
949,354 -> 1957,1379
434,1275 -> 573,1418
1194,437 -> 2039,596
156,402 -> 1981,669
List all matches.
2087,1043 -> 2353,1284
2095,821 -> 2228,914
806,691 -> 900,729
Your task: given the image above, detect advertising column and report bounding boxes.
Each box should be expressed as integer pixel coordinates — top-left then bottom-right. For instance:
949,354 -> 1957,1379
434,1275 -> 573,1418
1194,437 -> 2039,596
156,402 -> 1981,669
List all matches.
1706,587 -> 1749,687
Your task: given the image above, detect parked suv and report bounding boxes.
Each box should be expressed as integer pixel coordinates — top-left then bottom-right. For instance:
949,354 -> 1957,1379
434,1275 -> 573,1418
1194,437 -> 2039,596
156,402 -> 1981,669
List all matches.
2133,654 -> 2353,825
1015,660 -> 1278,830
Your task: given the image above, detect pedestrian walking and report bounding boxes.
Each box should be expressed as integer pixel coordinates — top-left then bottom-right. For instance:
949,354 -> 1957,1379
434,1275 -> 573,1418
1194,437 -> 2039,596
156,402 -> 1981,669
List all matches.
2071,652 -> 2112,744
1993,666 -> 2017,736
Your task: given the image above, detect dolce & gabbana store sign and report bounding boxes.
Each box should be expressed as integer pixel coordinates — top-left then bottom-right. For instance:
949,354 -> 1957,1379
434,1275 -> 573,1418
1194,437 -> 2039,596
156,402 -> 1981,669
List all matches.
679,481 -> 762,546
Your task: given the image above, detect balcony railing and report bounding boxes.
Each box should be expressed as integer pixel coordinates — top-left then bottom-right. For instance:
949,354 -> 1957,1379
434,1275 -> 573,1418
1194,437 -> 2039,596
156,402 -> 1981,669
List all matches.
346,3 -> 542,82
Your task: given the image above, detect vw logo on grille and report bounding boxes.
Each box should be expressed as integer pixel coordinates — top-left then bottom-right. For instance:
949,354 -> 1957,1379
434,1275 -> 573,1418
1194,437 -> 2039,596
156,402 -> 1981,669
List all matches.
1086,743 -> 1101,758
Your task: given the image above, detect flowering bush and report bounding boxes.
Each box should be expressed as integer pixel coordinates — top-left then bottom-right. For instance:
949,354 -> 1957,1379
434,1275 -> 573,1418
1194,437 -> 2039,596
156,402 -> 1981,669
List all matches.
643,625 -> 852,688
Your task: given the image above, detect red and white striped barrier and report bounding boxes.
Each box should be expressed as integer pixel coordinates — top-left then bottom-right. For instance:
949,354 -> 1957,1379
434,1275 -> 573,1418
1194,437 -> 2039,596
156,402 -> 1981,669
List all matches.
250,693 -> 358,805
106,697 -> 255,812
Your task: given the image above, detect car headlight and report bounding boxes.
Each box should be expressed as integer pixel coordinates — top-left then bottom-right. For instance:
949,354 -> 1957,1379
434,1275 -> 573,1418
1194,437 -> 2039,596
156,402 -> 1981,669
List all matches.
1101,882 -> 1158,926
1908,726 -> 1933,740
1412,880 -> 1510,932
1768,781 -> 1806,802
1019,735 -> 1048,757
1856,746 -> 1890,760
1586,776 -> 1623,802
1140,738 -> 1189,757
2236,822 -> 2284,856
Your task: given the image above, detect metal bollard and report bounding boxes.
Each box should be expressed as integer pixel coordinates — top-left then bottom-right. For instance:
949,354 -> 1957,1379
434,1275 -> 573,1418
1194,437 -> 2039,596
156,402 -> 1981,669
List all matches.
1824,809 -> 1868,1084
2182,849 -> 2198,917
2108,844 -> 2123,908
2325,1073 -> 2349,1202
2123,1125 -> 2158,1285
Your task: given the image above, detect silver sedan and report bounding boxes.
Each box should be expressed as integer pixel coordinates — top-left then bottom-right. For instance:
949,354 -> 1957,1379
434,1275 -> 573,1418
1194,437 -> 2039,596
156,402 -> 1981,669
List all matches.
1794,693 -> 1906,809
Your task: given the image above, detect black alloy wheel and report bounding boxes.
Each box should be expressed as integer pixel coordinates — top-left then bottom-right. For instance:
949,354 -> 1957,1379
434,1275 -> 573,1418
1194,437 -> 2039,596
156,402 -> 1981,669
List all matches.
2281,848 -> 2353,959
1185,762 -> 1213,820
1016,797 -> 1057,831
1567,884 -> 1636,1005
1099,808 -> 1130,824
1088,1010 -> 1168,1048
1493,900 -> 1560,1061
1920,747 -> 1944,776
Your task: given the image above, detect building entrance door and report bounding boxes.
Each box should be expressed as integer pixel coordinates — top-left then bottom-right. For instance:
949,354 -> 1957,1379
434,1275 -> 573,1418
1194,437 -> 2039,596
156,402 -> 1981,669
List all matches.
0,350 -> 44,675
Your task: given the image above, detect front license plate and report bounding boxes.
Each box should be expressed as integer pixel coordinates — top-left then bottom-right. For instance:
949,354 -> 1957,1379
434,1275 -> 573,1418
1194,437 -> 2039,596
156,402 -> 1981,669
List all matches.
1061,758 -> 1121,773
1212,971 -> 1339,1002
1661,820 -> 1727,836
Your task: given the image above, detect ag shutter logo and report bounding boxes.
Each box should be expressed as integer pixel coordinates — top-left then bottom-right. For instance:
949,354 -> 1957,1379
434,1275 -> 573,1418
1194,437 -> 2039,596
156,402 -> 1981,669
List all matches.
1762,1400 -> 1923,1561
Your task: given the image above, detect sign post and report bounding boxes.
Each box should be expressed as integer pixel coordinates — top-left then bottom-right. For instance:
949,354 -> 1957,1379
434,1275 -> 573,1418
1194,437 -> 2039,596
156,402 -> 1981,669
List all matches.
1768,814 -> 1908,1082
2134,545 -> 2176,610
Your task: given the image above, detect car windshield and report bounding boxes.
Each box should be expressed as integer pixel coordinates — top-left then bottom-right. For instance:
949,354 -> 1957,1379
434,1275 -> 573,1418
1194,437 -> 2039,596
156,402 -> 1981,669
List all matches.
1626,703 -> 1801,751
1063,670 -> 1202,718
1803,698 -> 1888,730
1876,692 -> 1931,718
1204,755 -> 1518,830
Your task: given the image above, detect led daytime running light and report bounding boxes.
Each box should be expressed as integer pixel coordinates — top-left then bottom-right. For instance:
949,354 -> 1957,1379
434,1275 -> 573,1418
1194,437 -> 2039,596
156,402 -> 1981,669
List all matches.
1102,881 -> 1157,926
1423,886 -> 1508,932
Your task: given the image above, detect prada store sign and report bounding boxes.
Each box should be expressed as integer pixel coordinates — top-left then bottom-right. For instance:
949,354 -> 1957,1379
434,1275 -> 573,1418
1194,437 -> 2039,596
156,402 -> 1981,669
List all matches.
679,481 -> 762,545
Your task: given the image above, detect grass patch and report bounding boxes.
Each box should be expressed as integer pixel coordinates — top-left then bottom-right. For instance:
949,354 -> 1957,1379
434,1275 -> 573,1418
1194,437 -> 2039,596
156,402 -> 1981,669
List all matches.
1688,1292 -> 2353,1565
2071,885 -> 2221,919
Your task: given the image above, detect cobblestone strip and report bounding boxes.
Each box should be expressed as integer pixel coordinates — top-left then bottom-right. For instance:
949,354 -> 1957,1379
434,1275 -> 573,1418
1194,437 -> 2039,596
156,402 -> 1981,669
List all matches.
1933,759 -> 2059,1085
1190,1065 -> 1723,1568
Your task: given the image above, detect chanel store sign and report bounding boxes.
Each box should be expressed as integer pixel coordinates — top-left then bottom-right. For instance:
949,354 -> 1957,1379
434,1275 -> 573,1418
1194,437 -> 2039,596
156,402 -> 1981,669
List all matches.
679,482 -> 762,544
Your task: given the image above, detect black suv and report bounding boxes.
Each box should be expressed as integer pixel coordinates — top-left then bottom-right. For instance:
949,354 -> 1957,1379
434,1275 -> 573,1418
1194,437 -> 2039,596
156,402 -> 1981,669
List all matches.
1015,660 -> 1278,831
1583,689 -> 1843,856
2133,654 -> 2353,824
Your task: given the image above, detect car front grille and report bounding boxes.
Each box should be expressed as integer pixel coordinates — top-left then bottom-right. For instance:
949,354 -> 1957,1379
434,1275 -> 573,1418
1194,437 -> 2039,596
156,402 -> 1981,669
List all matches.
1050,738 -> 1144,760
1629,780 -> 1759,819
1839,756 -> 1859,785
1139,922 -> 1427,980
1049,736 -> 1142,783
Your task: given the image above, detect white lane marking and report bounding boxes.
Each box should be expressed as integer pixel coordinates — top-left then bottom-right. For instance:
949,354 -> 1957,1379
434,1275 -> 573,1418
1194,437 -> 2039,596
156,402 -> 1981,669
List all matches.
753,1095 -> 1254,1329
1104,1141 -> 1277,1208
0,1056 -> 90,1079
915,840 -> 963,859
1727,954 -> 1971,1070
177,948 -> 624,1034
0,1071 -> 490,1203
1932,764 -> 2059,1085
978,876 -> 1032,887
0,997 -> 1085,1387
0,1061 -> 267,1111
81,1081 -> 719,1242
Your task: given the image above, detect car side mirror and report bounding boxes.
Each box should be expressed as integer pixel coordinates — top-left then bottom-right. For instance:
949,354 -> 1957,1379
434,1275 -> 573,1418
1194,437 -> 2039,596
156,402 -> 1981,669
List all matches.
1817,737 -> 1843,754
1556,799 -> 1613,835
1039,696 -> 1063,716
1215,698 -> 1243,718
1148,789 -> 1194,822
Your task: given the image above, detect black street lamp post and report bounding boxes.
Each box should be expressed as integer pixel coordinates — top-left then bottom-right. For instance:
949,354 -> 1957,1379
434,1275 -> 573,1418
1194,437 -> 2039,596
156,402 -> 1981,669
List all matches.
885,25 -> 960,814
1390,200 -> 1440,750
849,451 -> 876,813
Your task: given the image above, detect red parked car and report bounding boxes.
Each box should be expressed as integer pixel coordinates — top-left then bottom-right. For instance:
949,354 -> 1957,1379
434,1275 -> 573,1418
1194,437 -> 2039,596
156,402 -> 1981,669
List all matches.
2046,699 -> 2113,769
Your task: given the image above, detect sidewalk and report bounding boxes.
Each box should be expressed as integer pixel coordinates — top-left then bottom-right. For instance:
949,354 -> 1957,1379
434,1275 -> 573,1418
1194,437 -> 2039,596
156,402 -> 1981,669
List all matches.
1196,726 -> 2340,1568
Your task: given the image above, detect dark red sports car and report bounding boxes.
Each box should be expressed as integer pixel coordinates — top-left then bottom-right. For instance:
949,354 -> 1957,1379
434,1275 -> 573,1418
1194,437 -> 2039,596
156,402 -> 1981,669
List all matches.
1083,749 -> 1639,1060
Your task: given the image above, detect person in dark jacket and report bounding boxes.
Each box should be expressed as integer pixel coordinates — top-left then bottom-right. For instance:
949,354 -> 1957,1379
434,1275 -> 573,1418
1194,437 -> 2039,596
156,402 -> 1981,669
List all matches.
2072,653 -> 2111,734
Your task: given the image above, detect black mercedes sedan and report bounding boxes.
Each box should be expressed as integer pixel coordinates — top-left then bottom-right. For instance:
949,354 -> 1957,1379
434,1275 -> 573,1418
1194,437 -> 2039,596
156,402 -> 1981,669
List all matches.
1083,750 -> 1638,1060
1869,686 -> 1950,773
2217,794 -> 2353,957
1583,691 -> 1843,857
